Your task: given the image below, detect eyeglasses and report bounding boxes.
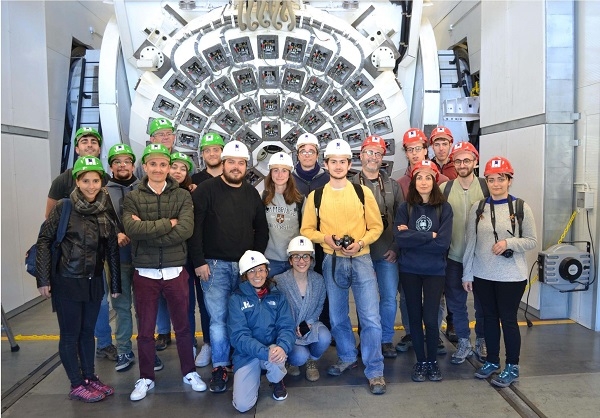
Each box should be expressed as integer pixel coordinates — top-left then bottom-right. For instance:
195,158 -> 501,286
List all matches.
299,150 -> 316,156
486,176 -> 508,184
362,150 -> 383,158
153,132 -> 174,139
405,146 -> 424,153
112,160 -> 133,166
291,254 -> 311,262
453,158 -> 474,166
246,266 -> 268,276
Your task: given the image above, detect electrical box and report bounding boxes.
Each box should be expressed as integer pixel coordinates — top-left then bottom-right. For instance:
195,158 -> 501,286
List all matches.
576,191 -> 594,210
538,243 -> 591,285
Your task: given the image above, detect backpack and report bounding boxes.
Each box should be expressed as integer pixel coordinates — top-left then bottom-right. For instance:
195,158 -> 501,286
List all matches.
25,199 -> 72,278
475,195 -> 524,237
313,183 -> 365,230
442,178 -> 490,200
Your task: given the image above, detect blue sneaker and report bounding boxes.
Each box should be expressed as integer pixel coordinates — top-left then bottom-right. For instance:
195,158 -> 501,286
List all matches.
154,354 -> 164,371
491,364 -> 519,387
115,352 -> 135,372
474,361 -> 500,379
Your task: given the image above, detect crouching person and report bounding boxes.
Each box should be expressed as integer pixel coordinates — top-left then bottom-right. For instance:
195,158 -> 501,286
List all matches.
228,251 -> 295,412
276,236 -> 331,381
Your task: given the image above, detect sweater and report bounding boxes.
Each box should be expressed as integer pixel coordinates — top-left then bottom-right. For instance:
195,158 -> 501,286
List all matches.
394,201 -> 453,276
292,164 -> 330,197
264,193 -> 301,262
397,172 -> 450,199
439,177 -> 487,263
188,176 -> 269,267
351,171 -> 403,260
300,181 -> 384,256
275,269 -> 327,346
228,280 -> 296,371
432,157 -> 458,180
462,197 -> 537,283
122,177 -> 194,268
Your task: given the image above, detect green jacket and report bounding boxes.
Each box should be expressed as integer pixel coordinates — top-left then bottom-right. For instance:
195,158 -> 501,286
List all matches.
123,176 -> 193,268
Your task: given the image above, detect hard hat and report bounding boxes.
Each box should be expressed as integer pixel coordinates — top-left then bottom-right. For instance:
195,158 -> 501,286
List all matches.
221,140 -> 250,161
361,135 -> 387,155
200,132 -> 225,150
72,156 -> 105,179
239,250 -> 270,275
429,126 -> 454,145
402,128 -> 427,147
268,152 -> 294,170
74,127 -> 102,146
411,160 -> 440,182
484,156 -> 514,177
108,144 -> 136,165
149,118 -> 174,137
450,141 -> 479,160
170,152 -> 194,172
324,139 -> 352,158
142,143 -> 171,164
296,133 -> 319,151
286,236 -> 315,256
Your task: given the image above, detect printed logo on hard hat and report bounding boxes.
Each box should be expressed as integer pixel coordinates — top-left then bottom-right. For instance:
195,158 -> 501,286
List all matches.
491,159 -> 502,168
206,134 -> 214,142
85,157 -> 96,165
157,119 -> 169,126
299,238 -> 305,246
82,127 -> 94,133
416,215 -> 432,232
335,141 -> 342,149
250,256 -> 255,263
454,142 -> 465,150
407,130 -> 417,139
421,160 -> 433,168
114,145 -> 125,152
277,153 -> 284,161
435,127 -> 445,134
150,144 -> 162,151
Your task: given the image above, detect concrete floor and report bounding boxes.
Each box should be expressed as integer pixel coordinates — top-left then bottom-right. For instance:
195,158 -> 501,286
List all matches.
2,297 -> 600,417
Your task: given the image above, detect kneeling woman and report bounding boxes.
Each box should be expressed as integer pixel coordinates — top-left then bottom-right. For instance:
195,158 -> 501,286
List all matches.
36,156 -> 121,402
276,236 -> 331,381
228,251 -> 296,413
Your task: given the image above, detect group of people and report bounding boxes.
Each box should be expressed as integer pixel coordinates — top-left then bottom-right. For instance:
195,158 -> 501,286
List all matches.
35,119 -> 537,410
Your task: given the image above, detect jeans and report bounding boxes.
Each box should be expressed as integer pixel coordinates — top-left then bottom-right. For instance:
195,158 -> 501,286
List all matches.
445,259 -> 484,339
232,358 -> 286,413
287,323 -> 332,366
372,259 -> 399,343
323,254 -> 383,379
473,278 -> 526,365
201,259 -> 239,367
55,295 -> 101,387
111,263 -> 134,354
400,273 -> 445,362
266,259 -> 291,278
94,273 -> 113,349
192,276 -> 211,344
156,294 -> 171,335
133,269 -> 195,380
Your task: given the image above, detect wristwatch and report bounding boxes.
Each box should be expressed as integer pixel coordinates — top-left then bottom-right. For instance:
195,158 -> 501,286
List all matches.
358,240 -> 364,251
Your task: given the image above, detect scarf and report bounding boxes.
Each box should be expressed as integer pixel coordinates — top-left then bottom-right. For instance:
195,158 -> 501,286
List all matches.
294,162 -> 321,182
70,187 -> 114,238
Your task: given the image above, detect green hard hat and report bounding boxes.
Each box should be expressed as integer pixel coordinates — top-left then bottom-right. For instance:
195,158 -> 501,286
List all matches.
74,127 -> 102,146
170,152 -> 194,172
142,143 -> 171,163
200,132 -> 225,150
108,143 -> 136,165
149,118 -> 175,137
72,156 -> 105,179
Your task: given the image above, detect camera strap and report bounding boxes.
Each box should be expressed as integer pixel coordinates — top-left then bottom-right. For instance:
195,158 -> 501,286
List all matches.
359,172 -> 389,221
489,197 -> 516,243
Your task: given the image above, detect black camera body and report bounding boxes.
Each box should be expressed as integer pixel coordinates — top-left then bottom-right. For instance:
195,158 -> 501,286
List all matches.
501,249 -> 514,258
334,234 -> 355,249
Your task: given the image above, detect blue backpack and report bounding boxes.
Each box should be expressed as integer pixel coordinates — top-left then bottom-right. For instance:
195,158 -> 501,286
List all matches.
25,199 -> 72,278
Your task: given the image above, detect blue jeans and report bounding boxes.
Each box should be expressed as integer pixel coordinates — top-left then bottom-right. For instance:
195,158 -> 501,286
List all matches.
94,273 -> 113,349
445,258 -> 484,339
372,259 -> 398,343
156,294 -> 171,334
266,259 -> 291,278
287,323 -> 332,366
323,254 -> 384,379
201,259 -> 239,367
111,263 -> 134,354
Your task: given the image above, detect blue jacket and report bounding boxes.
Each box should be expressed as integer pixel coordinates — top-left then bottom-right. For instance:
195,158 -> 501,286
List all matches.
394,201 -> 453,276
228,280 -> 296,371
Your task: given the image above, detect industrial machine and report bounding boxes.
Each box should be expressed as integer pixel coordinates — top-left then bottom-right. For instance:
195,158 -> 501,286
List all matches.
538,243 -> 591,287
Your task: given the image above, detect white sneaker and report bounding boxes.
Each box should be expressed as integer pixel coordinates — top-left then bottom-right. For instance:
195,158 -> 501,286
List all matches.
130,378 -> 154,401
183,371 -> 207,392
195,344 -> 212,367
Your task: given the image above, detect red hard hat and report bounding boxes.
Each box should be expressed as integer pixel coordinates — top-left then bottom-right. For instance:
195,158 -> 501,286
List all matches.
484,156 -> 514,177
411,160 -> 440,182
429,126 -> 454,146
403,128 -> 428,147
361,135 -> 387,155
450,141 -> 479,160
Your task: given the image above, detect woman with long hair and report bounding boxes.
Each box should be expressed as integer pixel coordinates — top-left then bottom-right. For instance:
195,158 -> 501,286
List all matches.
262,152 -> 304,277
36,156 -> 121,402
394,160 -> 453,383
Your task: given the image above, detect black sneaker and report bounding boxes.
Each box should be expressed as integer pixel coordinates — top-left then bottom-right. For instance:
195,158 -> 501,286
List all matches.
155,334 -> 171,351
396,334 -> 412,352
209,366 -> 228,393
437,337 -> 447,355
272,380 -> 288,401
427,361 -> 443,381
411,362 -> 427,382
154,354 -> 164,371
115,352 -> 135,372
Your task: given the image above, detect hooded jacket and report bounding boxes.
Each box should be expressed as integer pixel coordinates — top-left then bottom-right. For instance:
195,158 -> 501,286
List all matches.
106,176 -> 141,263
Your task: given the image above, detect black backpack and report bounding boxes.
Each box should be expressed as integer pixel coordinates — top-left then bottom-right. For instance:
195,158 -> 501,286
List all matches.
475,195 -> 525,237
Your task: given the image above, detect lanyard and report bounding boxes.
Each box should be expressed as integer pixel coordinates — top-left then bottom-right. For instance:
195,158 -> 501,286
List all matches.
359,172 -> 388,218
489,196 -> 517,243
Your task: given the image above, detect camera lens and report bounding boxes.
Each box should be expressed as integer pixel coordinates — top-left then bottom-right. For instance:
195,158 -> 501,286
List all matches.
502,249 -> 514,258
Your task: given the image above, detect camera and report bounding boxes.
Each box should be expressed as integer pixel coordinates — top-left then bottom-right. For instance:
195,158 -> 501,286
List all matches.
381,214 -> 389,230
333,234 -> 355,249
501,249 -> 514,258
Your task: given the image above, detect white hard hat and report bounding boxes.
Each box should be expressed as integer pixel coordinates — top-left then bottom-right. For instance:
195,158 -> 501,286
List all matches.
221,140 -> 250,161
296,133 -> 319,151
324,139 -> 352,158
268,152 -> 294,170
239,250 -> 269,275
286,236 -> 315,256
